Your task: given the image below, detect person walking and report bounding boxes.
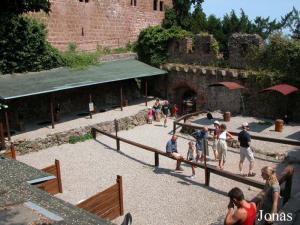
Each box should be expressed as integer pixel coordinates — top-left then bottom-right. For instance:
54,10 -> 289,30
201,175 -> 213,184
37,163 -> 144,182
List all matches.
224,187 -> 257,225
161,100 -> 169,127
218,124 -> 233,170
166,135 -> 184,171
238,122 -> 256,177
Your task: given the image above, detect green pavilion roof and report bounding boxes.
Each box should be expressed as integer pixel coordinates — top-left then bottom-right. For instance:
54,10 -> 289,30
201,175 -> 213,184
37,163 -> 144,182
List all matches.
0,59 -> 167,100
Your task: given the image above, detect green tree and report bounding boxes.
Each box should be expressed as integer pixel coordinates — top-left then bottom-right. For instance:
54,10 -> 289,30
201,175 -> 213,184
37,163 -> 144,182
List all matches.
190,5 -> 207,34
281,7 -> 300,39
0,0 -> 51,17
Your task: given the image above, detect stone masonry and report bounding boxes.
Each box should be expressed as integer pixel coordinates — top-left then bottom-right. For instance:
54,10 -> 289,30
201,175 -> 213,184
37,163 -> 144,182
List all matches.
228,33 -> 264,68
12,109 -> 148,154
32,0 -> 172,51
168,33 -> 220,65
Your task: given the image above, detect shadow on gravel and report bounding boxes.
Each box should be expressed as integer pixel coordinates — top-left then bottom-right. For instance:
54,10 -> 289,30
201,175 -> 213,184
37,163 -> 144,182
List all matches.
209,215 -> 224,225
153,167 -> 228,197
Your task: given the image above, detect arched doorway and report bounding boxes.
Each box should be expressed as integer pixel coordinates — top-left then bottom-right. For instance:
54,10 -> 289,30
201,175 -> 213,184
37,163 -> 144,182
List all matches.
182,89 -> 197,114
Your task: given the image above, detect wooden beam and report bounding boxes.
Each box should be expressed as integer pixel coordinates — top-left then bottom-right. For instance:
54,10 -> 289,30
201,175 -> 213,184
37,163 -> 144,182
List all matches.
120,86 -> 123,111
145,80 -> 148,106
117,175 -> 124,216
50,95 -> 55,129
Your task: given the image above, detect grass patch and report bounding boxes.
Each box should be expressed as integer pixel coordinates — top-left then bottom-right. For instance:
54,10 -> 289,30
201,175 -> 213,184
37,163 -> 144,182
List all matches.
69,133 -> 93,144
60,43 -> 133,69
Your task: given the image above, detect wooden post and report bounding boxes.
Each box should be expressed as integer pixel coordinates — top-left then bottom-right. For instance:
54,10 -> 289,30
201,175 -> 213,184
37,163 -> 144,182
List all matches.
4,110 -> 11,141
145,80 -> 148,106
55,159 -> 63,193
120,86 -> 123,111
10,143 -> 16,159
164,75 -> 168,99
0,121 -> 5,149
50,95 -> 55,129
91,128 -> 96,139
115,119 -> 120,151
89,94 -> 92,119
155,152 -> 159,167
117,175 -> 124,216
203,138 -> 210,186
173,122 -> 176,135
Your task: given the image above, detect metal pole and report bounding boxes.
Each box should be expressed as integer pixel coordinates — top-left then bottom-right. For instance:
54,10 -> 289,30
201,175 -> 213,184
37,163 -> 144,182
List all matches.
89,94 -> 92,119
50,95 -> 55,129
145,80 -> 148,106
4,110 -> 11,141
120,86 -> 123,111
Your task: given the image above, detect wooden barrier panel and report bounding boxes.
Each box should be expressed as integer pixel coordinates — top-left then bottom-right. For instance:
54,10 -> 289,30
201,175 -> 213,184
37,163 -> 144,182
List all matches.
37,159 -> 63,195
77,175 -> 124,221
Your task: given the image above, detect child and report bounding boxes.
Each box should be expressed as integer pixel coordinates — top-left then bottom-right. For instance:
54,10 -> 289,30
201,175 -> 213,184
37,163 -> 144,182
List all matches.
218,124 -> 233,170
186,141 -> 196,178
147,106 -> 153,124
172,104 -> 178,118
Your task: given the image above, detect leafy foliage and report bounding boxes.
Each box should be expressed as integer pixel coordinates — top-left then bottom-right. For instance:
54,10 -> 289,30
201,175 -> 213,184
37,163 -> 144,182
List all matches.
0,16 -> 63,74
135,26 -> 192,65
0,0 -> 51,17
281,7 -> 300,39
69,133 -> 93,144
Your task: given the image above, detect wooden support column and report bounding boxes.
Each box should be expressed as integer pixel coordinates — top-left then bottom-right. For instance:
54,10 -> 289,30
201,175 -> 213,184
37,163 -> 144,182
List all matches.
0,121 -> 5,149
155,152 -> 159,167
50,95 -> 55,129
145,80 -> 148,106
117,175 -> 124,216
115,119 -> 120,151
120,86 -> 123,111
89,94 -> 93,119
4,110 -> 11,141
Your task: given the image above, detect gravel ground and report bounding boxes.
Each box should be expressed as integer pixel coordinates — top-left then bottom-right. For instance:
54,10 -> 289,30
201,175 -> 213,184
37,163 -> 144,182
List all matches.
189,112 -> 300,155
12,99 -> 156,141
18,118 -> 278,225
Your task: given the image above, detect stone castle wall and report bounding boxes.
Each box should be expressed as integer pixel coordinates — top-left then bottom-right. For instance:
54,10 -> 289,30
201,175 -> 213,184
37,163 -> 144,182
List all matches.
33,0 -> 172,51
151,64 -> 300,121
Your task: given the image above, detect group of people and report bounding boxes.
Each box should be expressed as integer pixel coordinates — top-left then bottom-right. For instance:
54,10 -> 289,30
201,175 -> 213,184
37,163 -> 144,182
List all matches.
147,99 -> 178,127
165,121 -> 280,224
225,166 -> 280,225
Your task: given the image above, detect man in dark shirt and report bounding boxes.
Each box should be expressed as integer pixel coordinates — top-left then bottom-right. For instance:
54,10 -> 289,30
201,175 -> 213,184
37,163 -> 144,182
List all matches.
191,127 -> 208,162
161,100 -> 169,127
238,122 -> 255,177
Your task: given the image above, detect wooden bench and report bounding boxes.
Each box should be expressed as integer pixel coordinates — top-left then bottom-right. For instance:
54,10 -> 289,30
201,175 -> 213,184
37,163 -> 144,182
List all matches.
36,159 -> 63,195
77,175 -> 124,220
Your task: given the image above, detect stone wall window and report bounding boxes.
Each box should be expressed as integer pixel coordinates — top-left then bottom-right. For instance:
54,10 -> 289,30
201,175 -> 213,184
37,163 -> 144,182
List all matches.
159,1 -> 164,11
153,0 -> 158,10
131,0 -> 137,6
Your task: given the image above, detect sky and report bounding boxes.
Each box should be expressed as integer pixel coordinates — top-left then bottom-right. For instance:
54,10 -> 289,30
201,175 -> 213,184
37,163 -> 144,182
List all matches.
202,0 -> 300,22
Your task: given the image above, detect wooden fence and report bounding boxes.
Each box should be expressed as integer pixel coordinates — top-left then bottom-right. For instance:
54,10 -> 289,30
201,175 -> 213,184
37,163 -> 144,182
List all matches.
1,143 -> 16,159
77,175 -> 124,221
36,159 -> 63,195
173,111 -> 300,146
91,126 -> 265,189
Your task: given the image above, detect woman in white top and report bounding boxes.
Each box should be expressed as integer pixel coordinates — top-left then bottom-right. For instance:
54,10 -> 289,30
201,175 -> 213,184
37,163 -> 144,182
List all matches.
217,123 -> 233,170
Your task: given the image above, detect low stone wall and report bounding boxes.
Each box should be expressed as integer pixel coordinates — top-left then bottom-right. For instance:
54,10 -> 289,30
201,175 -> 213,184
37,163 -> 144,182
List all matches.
13,110 -> 148,155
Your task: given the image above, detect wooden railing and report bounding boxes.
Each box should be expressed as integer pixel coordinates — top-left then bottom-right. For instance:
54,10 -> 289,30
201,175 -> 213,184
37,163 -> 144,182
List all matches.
173,111 -> 300,146
91,126 -> 265,189
251,165 -> 294,209
37,159 -> 63,195
77,175 -> 124,221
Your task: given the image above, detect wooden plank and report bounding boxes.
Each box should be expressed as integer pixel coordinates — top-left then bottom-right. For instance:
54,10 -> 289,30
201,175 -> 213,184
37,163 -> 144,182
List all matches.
38,160 -> 62,194
117,175 -> 124,216
98,205 -> 120,220
42,165 -> 57,175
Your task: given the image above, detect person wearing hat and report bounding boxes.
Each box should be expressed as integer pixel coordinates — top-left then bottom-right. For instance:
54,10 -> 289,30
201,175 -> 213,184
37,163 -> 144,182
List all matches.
212,120 -> 220,161
238,122 -> 256,177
